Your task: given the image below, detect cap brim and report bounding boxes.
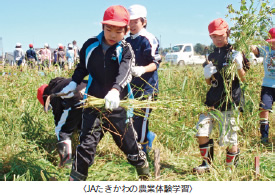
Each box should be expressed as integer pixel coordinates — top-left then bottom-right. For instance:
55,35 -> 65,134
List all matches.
209,29 -> 227,36
101,20 -> 127,27
266,38 -> 275,42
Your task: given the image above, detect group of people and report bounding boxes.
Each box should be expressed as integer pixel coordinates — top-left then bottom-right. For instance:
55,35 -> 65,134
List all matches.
36,4 -> 275,180
13,41 -> 80,70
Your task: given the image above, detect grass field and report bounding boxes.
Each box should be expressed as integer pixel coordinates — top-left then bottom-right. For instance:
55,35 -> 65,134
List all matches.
0,63 -> 274,181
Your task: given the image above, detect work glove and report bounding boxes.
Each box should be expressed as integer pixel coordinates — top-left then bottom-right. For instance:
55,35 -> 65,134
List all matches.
131,66 -> 146,77
204,62 -> 217,79
104,89 -> 120,110
59,81 -> 77,99
232,51 -> 243,70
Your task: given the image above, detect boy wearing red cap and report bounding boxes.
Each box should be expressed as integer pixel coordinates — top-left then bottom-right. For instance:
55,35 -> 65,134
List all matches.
193,18 -> 247,174
58,5 -> 149,181
25,44 -> 37,68
57,45 -> 66,69
126,4 -> 161,154
37,78 -> 87,167
251,27 -> 275,144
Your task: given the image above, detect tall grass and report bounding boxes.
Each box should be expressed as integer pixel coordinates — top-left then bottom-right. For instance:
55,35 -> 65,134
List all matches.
0,63 -> 274,181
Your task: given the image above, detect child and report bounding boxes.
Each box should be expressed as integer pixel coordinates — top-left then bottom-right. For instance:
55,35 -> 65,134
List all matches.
57,45 -> 66,69
72,40 -> 80,64
251,27 -> 275,143
193,18 -> 247,173
37,78 -> 87,167
13,43 -> 24,67
41,43 -> 51,69
126,4 -> 161,153
59,5 -> 149,181
66,43 -> 75,70
25,44 -> 37,68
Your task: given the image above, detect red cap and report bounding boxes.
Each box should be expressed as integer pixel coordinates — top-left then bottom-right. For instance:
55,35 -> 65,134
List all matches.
101,5 -> 130,27
29,44 -> 33,48
266,27 -> 275,42
208,18 -> 229,36
37,84 -> 48,106
59,45 -> 64,49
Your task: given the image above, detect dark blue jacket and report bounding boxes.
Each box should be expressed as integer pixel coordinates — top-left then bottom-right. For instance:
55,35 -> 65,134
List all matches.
205,44 -> 244,111
126,28 -> 161,98
26,48 -> 37,61
72,32 -> 134,100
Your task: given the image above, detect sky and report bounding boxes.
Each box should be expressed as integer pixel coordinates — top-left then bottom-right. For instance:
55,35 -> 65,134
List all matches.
0,0 -> 275,54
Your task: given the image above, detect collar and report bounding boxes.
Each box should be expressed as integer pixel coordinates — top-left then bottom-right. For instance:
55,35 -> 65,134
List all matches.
214,43 -> 232,53
130,28 -> 146,39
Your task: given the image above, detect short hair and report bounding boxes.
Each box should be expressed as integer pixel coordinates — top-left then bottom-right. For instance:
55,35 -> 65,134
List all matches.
140,17 -> 147,28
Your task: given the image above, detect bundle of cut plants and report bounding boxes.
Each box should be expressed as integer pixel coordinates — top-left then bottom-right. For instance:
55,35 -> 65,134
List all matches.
82,95 -> 185,111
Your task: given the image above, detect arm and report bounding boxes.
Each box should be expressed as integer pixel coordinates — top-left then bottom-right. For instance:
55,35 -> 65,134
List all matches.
143,36 -> 161,72
112,43 -> 134,92
205,78 -> 212,85
250,45 -> 260,57
233,51 -> 246,82
237,68 -> 246,82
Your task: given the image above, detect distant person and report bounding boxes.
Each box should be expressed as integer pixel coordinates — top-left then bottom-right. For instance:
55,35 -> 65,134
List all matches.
72,40 -> 79,64
57,45 -> 66,69
193,18 -> 247,174
13,43 -> 25,67
25,44 -> 37,68
37,77 -> 87,167
66,43 -> 75,70
59,5 -> 149,181
41,43 -> 51,69
251,27 -> 275,144
126,4 -> 161,153
53,49 -> 58,66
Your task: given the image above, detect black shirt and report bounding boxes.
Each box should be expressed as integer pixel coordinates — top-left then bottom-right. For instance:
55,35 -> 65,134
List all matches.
205,44 -> 243,111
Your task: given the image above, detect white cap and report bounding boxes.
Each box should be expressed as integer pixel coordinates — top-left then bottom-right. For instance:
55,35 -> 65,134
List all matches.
68,43 -> 73,48
128,4 -> 147,20
44,43 -> 49,48
16,42 -> 21,47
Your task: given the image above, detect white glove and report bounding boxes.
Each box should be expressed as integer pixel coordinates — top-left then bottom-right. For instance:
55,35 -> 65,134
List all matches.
104,89 -> 120,110
59,81 -> 77,99
204,62 -> 217,79
131,66 -> 146,77
232,51 -> 243,70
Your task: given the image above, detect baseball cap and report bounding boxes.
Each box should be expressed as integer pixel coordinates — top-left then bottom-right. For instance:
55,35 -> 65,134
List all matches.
208,18 -> 229,36
128,4 -> 147,20
101,5 -> 130,27
37,84 -> 48,106
29,44 -> 33,48
266,27 -> 275,42
16,43 -> 21,47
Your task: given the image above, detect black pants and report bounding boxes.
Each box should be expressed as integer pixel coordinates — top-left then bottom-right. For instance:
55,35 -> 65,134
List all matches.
73,107 -> 147,176
55,107 -> 82,141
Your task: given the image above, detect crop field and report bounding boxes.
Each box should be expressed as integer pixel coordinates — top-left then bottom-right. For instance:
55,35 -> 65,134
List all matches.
0,63 -> 274,181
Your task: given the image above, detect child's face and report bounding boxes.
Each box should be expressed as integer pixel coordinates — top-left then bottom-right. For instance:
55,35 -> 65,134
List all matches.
103,24 -> 128,46
210,33 -> 228,48
129,18 -> 145,34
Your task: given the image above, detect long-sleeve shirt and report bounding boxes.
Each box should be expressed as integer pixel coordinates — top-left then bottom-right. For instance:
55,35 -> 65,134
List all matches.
126,28 -> 161,97
72,31 -> 134,99
14,48 -> 24,61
